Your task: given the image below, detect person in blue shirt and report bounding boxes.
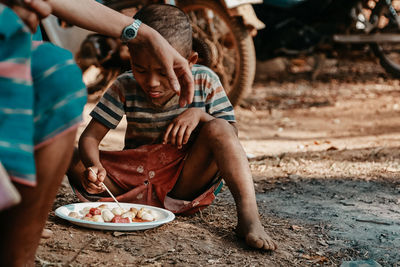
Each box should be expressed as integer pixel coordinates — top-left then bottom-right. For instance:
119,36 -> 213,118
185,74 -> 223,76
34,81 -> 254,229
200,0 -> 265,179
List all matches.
0,0 -> 195,265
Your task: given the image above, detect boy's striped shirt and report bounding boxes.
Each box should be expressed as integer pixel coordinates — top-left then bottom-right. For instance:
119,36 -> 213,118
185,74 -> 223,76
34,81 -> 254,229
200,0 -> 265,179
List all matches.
91,64 -> 236,149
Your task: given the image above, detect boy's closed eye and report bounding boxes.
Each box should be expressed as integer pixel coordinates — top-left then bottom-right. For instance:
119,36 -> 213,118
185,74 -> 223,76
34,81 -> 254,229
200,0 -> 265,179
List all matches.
133,62 -> 167,75
158,70 -> 167,77
134,68 -> 146,74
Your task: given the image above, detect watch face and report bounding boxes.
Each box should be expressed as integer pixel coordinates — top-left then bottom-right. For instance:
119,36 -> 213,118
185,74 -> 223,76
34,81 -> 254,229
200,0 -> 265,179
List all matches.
126,28 -> 136,38
121,20 -> 141,42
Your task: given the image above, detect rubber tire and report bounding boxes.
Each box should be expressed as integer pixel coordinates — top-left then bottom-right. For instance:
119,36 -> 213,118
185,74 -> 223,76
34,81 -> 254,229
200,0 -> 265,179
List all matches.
369,1 -> 400,78
371,44 -> 400,78
178,0 -> 256,106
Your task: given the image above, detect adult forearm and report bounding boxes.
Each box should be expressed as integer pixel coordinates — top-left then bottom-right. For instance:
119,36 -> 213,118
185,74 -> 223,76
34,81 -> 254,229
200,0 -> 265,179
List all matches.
48,0 -> 133,38
48,0 -> 194,105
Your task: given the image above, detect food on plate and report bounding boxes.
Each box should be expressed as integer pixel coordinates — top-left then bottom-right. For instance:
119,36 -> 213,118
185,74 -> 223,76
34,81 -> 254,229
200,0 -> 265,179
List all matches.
101,209 -> 114,222
67,204 -> 157,223
111,215 -> 130,223
111,207 -> 126,216
79,207 -> 91,216
89,207 -> 101,216
68,211 -> 80,219
137,207 -> 155,221
92,215 -> 104,222
98,204 -> 109,210
121,211 -> 135,220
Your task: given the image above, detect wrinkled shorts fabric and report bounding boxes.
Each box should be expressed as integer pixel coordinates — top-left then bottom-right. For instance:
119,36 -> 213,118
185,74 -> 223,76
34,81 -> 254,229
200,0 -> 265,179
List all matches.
71,144 -> 223,215
0,4 -> 87,186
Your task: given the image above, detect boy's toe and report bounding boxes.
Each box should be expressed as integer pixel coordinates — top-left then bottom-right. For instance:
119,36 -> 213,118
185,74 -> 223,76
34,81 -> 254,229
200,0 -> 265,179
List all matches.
263,239 -> 277,251
246,233 -> 264,249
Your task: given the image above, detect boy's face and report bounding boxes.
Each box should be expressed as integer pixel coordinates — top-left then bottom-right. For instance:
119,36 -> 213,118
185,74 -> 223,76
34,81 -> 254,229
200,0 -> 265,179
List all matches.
129,45 -> 197,106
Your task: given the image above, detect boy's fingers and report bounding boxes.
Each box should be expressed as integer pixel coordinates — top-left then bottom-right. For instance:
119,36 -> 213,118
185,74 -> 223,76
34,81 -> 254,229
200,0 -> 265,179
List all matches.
169,125 -> 180,145
163,123 -> 174,144
87,172 -> 97,183
87,184 -> 102,194
83,180 -> 96,193
176,125 -> 187,148
97,169 -> 106,183
182,127 -> 192,145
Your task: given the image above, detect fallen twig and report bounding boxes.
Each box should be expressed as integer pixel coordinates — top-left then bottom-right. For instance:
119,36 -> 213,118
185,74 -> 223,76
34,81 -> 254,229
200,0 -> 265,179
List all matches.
355,219 -> 392,225
65,236 -> 96,265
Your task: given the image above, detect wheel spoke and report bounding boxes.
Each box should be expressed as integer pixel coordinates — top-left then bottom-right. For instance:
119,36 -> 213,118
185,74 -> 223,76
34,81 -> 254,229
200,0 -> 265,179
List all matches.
186,7 -> 238,89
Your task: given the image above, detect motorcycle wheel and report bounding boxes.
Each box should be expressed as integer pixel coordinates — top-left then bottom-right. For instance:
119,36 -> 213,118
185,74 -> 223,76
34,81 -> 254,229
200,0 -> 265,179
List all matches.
177,0 -> 256,106
369,0 -> 400,77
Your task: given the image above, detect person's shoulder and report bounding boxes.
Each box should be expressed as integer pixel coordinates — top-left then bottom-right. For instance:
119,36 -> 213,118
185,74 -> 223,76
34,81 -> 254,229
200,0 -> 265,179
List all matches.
114,70 -> 140,90
191,64 -> 220,81
116,70 -> 135,83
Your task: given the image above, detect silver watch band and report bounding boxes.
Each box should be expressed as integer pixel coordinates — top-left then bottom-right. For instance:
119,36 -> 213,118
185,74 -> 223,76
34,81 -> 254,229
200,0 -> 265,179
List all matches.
121,19 -> 142,43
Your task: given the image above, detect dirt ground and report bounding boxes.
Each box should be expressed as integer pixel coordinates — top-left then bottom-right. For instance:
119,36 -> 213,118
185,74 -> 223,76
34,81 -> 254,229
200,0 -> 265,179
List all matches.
36,54 -> 400,266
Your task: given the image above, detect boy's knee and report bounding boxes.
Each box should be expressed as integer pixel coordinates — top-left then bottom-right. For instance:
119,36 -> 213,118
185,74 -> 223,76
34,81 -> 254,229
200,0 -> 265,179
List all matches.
200,119 -> 235,140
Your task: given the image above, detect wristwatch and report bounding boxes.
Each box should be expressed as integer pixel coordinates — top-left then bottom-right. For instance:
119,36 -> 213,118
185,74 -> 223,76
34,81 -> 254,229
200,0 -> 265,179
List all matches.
120,19 -> 142,43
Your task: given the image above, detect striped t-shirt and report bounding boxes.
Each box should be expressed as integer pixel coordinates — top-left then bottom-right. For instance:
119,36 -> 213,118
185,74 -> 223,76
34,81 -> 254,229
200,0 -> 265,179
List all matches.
90,64 -> 236,149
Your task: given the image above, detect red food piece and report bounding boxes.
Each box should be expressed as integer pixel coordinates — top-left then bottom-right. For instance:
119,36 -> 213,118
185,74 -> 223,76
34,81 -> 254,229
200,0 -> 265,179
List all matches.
85,213 -> 93,218
89,208 -> 101,216
111,215 -> 130,223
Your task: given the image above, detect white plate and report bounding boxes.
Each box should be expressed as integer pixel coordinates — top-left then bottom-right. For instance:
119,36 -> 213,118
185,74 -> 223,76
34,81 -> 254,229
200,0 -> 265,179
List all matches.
55,202 -> 175,231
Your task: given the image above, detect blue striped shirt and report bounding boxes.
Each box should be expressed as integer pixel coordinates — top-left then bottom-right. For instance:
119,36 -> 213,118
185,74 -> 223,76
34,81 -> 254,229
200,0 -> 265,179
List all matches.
90,64 -> 235,149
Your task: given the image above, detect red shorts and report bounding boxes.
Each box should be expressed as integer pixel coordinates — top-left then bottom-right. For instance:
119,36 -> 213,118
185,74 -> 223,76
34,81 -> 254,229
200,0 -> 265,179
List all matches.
72,144 -> 222,215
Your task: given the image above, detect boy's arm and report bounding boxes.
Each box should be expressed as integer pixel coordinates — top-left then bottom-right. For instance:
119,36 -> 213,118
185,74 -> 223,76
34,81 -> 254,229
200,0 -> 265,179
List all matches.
78,118 -> 110,192
163,108 -> 238,148
196,108 -> 238,135
198,109 -> 238,136
79,118 -> 109,167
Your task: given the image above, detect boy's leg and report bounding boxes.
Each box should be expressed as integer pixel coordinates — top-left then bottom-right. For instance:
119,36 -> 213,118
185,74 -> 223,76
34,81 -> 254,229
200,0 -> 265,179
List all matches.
169,119 -> 277,250
0,129 -> 77,266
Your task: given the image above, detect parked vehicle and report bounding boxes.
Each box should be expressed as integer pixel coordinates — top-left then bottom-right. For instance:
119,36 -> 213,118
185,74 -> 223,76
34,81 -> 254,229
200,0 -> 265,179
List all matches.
40,0 -> 263,106
252,0 -> 400,78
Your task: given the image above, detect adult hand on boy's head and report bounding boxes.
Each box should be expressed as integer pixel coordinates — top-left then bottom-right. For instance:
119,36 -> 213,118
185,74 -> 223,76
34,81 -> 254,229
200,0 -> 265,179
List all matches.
172,59 -> 195,108
133,24 -> 194,107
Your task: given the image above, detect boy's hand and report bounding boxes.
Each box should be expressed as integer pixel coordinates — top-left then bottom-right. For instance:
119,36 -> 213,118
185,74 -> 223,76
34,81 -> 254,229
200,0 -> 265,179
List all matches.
83,166 -> 107,194
163,108 -> 204,149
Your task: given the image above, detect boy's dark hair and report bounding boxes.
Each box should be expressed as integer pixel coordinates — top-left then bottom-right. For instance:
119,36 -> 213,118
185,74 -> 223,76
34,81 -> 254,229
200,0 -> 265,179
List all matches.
134,4 -> 192,57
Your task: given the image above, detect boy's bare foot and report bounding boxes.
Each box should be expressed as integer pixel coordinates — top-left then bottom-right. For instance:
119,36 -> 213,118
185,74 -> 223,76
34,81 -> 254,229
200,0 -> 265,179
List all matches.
236,221 -> 277,251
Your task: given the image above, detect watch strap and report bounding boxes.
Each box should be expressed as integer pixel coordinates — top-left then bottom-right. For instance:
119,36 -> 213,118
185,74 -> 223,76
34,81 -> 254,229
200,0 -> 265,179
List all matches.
121,19 -> 142,43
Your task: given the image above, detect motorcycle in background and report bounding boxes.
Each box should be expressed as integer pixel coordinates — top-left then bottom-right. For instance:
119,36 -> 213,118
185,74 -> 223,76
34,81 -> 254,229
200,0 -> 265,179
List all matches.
40,0 -> 264,106
252,0 -> 400,78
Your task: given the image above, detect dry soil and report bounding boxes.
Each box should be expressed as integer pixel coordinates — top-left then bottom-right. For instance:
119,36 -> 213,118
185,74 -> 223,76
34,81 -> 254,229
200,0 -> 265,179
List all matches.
36,54 -> 400,266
